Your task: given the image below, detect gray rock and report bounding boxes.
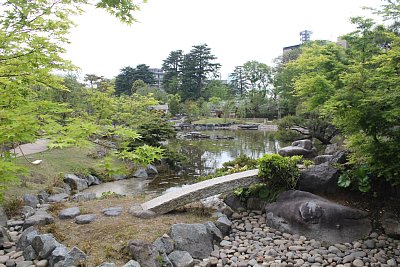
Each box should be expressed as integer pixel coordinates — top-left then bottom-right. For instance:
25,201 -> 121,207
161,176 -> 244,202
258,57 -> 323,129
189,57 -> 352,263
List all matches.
204,221 -> 223,242
7,219 -> 24,228
22,245 -> 37,261
75,214 -> 96,224
352,259 -> 364,267
62,247 -> 87,266
32,234 -> 60,259
16,227 -> 38,251
0,207 -> 7,227
63,174 -> 88,191
97,263 -> 116,267
215,216 -> 232,236
153,234 -> 174,254
23,210 -> 54,229
112,174 -> 128,180
265,190 -> 371,244
59,207 -> 80,220
278,146 -> 317,158
84,174 -> 101,186
246,197 -> 268,211
223,193 -> 245,211
0,227 -> 11,247
49,245 -> 68,267
123,260 -> 141,267
102,207 -> 122,217
20,206 -> 35,219
381,212 -> 400,238
298,162 -> 340,194
146,164 -> 158,175
364,239 -> 376,249
292,139 -> 313,150
134,168 -> 148,179
35,260 -> 48,267
37,191 -> 50,204
47,193 -> 69,203
128,240 -> 161,267
15,261 -> 33,267
129,205 -> 156,219
71,192 -> 97,202
325,143 -> 339,154
170,223 -> 213,259
313,155 -> 333,165
23,194 -> 39,208
168,251 -> 194,267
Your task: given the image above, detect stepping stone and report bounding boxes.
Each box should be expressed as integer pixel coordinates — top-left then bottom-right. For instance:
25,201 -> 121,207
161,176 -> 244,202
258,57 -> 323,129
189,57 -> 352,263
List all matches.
72,192 -> 96,202
102,207 -> 123,217
47,193 -> 69,203
75,214 -> 96,224
59,207 -> 80,219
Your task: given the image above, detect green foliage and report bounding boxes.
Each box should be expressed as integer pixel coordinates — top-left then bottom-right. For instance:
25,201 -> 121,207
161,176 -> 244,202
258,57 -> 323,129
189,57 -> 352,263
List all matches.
168,94 -> 183,116
115,64 -> 156,95
119,145 -> 164,167
0,0 -> 144,199
96,155 -> 128,180
277,113 -> 339,144
162,44 -> 221,101
337,165 -> 372,192
257,154 -> 302,190
233,183 -> 281,202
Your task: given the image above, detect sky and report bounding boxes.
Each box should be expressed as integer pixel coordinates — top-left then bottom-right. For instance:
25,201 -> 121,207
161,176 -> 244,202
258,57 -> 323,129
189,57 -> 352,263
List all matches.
65,0 -> 381,80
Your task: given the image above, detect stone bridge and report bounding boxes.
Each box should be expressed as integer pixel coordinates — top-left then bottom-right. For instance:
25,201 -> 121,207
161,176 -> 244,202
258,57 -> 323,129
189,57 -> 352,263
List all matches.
141,169 -> 261,214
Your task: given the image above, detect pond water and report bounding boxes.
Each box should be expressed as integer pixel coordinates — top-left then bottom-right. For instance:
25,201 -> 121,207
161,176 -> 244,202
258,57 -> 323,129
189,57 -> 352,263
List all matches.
86,129 -> 285,197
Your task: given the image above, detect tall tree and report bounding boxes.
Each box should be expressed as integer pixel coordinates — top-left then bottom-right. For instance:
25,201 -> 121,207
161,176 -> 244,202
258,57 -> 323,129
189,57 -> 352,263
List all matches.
162,50 -> 183,94
229,66 -> 248,97
180,44 -> 221,101
115,64 -> 155,95
243,61 -> 272,91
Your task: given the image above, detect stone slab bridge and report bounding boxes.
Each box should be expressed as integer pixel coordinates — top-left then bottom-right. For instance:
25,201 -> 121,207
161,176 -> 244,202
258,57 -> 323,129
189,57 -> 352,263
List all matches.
141,169 -> 261,215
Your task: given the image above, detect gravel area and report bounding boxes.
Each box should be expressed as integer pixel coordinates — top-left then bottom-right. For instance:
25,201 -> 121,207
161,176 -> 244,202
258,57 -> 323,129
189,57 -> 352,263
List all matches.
200,211 -> 400,267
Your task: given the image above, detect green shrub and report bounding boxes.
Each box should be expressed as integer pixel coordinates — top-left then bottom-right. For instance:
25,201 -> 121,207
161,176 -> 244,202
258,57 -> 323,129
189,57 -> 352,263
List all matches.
257,154 -> 302,190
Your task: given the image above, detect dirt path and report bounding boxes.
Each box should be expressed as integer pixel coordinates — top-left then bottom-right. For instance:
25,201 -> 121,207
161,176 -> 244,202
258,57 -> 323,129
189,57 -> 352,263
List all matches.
15,138 -> 49,157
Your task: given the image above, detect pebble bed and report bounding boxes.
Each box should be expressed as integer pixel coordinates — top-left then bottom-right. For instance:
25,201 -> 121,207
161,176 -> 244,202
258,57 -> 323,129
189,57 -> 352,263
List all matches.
201,211 -> 400,267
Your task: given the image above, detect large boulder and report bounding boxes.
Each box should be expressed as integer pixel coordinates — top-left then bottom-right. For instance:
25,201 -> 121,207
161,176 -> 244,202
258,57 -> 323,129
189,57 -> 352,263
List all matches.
128,240 -> 161,267
169,224 -> 213,259
265,190 -> 371,244
278,139 -> 317,158
64,174 -> 88,191
17,227 -> 38,251
298,162 -> 340,194
32,234 -> 60,259
381,212 -> 400,238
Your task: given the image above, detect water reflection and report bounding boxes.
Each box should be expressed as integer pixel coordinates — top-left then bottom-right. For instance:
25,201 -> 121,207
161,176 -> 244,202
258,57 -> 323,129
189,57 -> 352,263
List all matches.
86,129 -> 284,196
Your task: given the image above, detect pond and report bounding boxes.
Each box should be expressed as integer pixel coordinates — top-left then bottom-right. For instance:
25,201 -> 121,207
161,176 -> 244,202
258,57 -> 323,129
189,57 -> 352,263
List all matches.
86,129 -> 285,197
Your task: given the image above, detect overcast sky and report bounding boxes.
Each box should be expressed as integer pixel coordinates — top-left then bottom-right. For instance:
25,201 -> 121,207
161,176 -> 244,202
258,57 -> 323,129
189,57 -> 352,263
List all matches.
65,0 -> 381,80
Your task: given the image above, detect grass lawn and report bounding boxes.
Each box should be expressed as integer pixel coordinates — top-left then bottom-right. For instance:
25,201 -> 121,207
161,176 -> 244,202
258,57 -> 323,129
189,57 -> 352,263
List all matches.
8,146 -> 102,198
192,117 -> 245,124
